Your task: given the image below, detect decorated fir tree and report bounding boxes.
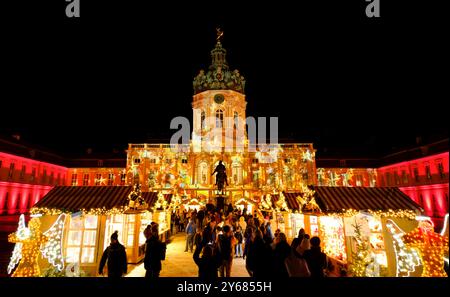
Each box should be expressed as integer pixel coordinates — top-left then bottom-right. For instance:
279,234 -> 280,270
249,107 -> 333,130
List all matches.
349,220 -> 373,277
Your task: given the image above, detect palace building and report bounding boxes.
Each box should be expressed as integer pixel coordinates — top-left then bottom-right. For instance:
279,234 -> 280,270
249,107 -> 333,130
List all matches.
125,39 -> 317,209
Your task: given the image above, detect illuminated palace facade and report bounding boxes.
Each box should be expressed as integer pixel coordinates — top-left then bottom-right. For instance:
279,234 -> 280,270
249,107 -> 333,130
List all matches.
126,40 -> 317,206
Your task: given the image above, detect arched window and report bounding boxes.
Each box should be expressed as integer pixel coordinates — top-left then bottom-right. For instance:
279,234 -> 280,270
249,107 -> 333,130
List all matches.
201,111 -> 206,130
216,109 -> 223,128
232,161 -> 242,185
234,111 -> 239,129
198,162 -> 209,185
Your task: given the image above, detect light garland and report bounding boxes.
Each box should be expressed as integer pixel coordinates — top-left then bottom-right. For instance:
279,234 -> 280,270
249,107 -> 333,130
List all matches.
402,221 -> 448,277
41,214 -> 66,271
31,206 -> 129,216
368,209 -> 417,220
386,220 -> 422,277
7,215 -> 26,274
319,216 -> 347,262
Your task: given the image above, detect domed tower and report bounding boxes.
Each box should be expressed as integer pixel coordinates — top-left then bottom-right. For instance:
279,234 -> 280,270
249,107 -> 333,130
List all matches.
192,30 -> 247,152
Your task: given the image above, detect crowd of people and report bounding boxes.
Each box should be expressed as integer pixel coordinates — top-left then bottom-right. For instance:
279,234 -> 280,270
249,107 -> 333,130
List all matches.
98,205 -> 330,278
174,206 -> 330,279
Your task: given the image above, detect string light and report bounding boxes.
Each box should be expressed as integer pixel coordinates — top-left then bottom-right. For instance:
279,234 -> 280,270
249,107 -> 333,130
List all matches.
402,221 -> 448,277
386,220 -> 422,277
31,206 -> 129,216
41,214 -> 66,271
369,209 -> 417,220
8,218 -> 48,277
319,216 -> 347,262
7,215 -> 26,274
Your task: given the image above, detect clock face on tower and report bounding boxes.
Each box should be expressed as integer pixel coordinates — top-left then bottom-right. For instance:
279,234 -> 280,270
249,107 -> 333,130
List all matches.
214,94 -> 225,104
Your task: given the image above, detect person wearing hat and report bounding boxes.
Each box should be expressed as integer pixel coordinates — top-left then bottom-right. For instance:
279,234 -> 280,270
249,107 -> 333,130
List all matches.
99,231 -> 128,277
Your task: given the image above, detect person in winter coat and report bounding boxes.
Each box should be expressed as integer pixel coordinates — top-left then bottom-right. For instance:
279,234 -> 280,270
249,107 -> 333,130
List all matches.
193,243 -> 221,279
272,233 -> 291,277
99,231 -> 127,277
185,218 -> 197,252
144,224 -> 165,278
217,225 -> 236,277
246,229 -> 273,277
303,236 -> 327,277
291,228 -> 305,251
296,234 -> 311,256
234,227 -> 244,258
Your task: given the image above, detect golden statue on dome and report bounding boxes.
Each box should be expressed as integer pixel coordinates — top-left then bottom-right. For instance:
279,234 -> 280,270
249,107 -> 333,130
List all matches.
216,27 -> 224,42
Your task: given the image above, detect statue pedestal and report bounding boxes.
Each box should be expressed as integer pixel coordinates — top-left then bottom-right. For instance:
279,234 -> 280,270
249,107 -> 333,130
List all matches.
216,195 -> 225,212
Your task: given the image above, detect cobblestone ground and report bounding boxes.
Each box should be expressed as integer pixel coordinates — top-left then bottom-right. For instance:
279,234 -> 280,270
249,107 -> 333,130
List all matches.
126,232 -> 249,277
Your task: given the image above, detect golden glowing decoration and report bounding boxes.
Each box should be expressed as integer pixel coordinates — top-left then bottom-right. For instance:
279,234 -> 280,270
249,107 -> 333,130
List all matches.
31,206 -> 128,216
386,220 -> 422,277
368,209 -> 417,220
402,221 -> 448,277
319,216 -> 347,262
8,217 -> 48,277
216,27 -> 224,42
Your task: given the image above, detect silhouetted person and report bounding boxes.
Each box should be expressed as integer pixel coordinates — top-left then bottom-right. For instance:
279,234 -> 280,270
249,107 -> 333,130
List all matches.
144,224 -> 165,278
303,236 -> 327,277
193,244 -> 221,279
291,228 -> 305,251
99,231 -> 127,277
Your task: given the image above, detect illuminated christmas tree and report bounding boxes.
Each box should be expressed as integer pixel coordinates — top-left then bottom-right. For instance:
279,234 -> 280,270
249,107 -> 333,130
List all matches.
349,220 -> 373,277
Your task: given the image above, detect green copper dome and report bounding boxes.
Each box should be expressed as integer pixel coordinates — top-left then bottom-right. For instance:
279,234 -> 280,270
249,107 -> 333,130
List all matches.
193,41 -> 246,95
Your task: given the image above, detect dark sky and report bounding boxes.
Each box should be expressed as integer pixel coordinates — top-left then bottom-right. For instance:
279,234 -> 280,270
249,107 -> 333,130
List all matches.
1,1 -> 447,157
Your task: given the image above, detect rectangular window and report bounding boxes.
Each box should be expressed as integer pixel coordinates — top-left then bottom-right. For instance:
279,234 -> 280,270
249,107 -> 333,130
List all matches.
71,174 -> 78,186
66,215 -> 98,264
437,162 -> 445,179
57,173 -> 61,185
385,172 -> 391,186
50,172 -> 54,184
425,164 -> 432,180
8,163 -> 15,179
31,168 -> 36,182
120,173 -> 126,185
42,169 -> 47,184
413,167 -> 419,182
252,158 -> 259,164
83,173 -> 90,186
150,159 -> 156,164
95,173 -> 102,186
401,170 -> 408,184
394,172 -> 400,185
108,173 -> 114,186
0,160 -> 3,168
20,165 -> 26,180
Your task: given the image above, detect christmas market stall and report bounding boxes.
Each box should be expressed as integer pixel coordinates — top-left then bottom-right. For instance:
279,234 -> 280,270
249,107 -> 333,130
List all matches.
7,185 -> 167,276
234,196 -> 257,215
281,186 -> 448,277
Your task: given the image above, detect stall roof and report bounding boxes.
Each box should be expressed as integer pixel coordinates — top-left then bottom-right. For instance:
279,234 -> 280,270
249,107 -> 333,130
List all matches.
34,186 -> 159,212
283,186 -> 423,213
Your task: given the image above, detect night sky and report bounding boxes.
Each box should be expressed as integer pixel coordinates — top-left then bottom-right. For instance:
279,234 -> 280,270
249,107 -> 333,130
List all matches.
1,1 -> 447,157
